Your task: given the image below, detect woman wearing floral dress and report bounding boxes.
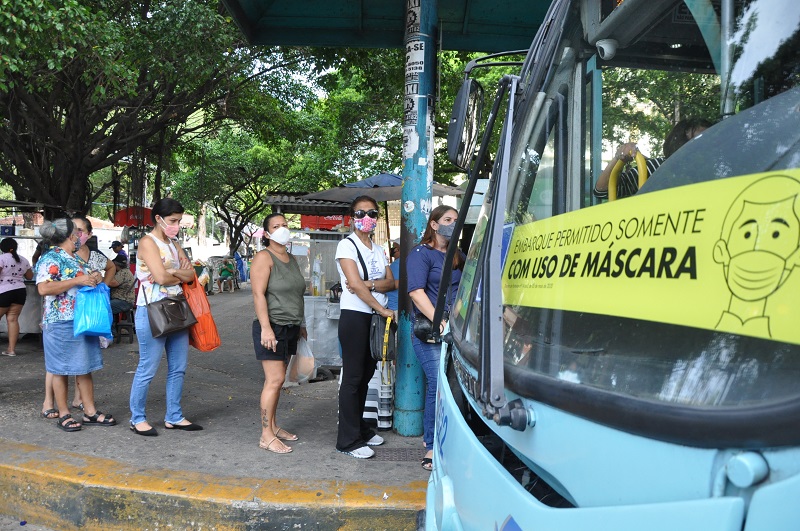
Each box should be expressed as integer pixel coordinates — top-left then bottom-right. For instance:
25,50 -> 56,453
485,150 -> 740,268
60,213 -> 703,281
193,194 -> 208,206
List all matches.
41,216 -> 115,416
36,218 -> 116,431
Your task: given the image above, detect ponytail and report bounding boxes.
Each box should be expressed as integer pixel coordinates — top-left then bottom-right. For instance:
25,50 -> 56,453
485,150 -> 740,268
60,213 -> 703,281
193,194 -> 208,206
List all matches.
0,238 -> 20,262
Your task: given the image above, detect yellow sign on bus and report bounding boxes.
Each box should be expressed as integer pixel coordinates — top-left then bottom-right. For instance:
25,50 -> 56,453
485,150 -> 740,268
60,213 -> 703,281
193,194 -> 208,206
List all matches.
502,171 -> 800,345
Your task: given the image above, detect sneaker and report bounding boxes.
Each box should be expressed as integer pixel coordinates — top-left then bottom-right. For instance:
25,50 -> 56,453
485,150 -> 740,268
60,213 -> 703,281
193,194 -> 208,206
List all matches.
365,434 -> 385,446
339,446 -> 375,459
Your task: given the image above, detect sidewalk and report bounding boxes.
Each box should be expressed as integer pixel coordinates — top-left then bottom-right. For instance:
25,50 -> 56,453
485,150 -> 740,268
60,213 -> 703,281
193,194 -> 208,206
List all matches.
0,285 -> 427,530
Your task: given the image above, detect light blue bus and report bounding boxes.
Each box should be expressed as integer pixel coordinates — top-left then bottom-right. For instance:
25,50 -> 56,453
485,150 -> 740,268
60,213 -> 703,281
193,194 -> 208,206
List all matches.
426,0 -> 800,529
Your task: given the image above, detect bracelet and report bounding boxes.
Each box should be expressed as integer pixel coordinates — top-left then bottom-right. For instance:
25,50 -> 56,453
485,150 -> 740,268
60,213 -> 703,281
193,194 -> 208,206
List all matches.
370,280 -> 375,292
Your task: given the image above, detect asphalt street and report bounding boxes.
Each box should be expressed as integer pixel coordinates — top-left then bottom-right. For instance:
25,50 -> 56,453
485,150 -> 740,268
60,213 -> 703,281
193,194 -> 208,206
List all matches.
0,283 -> 428,530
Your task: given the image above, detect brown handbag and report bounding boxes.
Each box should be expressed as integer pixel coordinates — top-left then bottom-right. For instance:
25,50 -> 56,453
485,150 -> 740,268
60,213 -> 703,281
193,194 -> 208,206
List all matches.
142,286 -> 197,338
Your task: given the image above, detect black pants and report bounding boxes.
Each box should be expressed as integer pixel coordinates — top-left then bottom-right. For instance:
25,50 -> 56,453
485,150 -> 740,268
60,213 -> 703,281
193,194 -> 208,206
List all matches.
336,309 -> 377,452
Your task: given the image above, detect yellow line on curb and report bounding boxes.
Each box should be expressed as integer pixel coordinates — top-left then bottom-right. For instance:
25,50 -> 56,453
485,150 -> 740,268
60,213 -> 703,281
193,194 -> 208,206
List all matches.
0,439 -> 427,510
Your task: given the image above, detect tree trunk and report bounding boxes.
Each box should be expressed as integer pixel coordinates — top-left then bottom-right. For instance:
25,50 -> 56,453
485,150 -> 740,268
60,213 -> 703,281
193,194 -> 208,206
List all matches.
198,203 -> 207,246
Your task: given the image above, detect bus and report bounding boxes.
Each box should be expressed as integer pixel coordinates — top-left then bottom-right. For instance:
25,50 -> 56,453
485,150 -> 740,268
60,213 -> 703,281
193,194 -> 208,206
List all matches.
426,0 -> 800,529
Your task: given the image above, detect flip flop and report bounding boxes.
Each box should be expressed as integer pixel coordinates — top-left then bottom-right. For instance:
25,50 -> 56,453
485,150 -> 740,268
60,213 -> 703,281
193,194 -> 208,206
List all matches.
41,408 -> 59,419
259,436 -> 292,454
421,457 -> 433,471
275,427 -> 298,441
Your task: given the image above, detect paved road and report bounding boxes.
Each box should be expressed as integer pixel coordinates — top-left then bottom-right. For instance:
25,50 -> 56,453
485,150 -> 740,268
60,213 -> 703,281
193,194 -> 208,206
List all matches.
0,284 -> 428,530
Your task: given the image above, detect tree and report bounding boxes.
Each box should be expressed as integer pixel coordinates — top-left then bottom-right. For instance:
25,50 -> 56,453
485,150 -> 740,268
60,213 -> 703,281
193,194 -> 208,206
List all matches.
172,127 -> 318,257
601,68 -> 720,156
0,0 -> 309,215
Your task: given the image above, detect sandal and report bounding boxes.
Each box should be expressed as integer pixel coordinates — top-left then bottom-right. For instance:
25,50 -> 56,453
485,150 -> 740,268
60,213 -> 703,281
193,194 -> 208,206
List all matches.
1,351 -> 16,357
274,427 -> 298,441
56,414 -> 81,432
259,436 -> 292,454
72,403 -> 84,411
83,411 -> 117,426
41,408 -> 59,419
421,457 -> 433,471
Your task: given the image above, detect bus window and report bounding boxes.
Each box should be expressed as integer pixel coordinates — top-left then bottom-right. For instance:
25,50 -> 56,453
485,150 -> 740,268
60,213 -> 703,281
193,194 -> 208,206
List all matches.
498,0 -> 800,417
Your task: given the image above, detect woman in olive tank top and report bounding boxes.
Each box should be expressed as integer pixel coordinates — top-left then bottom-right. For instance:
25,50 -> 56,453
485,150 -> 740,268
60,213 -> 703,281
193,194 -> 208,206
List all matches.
250,213 -> 306,454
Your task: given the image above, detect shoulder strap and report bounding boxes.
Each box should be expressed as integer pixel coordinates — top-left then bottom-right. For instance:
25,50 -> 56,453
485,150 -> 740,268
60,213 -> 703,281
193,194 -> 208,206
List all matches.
347,237 -> 369,281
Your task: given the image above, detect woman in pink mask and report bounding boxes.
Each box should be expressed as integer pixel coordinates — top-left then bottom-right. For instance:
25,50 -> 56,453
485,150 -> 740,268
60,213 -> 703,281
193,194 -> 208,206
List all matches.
41,216 -> 115,419
35,218 -> 115,431
334,195 -> 395,459
129,198 -> 200,436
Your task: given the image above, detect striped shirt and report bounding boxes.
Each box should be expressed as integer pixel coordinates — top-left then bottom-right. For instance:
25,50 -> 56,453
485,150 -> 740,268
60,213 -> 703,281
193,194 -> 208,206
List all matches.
593,157 -> 664,200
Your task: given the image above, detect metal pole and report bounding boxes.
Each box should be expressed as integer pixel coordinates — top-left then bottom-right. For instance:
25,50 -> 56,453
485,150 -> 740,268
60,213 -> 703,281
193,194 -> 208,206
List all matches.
395,0 -> 436,436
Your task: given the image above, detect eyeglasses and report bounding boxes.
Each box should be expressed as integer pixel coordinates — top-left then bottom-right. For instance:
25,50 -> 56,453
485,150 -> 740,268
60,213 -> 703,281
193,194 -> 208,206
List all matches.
353,209 -> 379,219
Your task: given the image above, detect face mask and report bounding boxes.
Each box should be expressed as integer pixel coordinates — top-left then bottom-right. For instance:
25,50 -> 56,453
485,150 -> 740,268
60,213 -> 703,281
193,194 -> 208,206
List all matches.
72,235 -> 82,252
354,216 -> 378,233
78,232 -> 90,247
159,219 -> 180,239
269,227 -> 291,246
726,250 -> 788,301
436,222 -> 456,240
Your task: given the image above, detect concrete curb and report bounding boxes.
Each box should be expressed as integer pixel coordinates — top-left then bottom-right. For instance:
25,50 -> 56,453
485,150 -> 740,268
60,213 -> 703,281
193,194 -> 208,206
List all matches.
0,440 -> 427,530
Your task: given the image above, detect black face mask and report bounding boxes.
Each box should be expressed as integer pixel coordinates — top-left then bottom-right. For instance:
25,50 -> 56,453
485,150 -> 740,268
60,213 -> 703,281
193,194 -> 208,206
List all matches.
436,223 -> 456,240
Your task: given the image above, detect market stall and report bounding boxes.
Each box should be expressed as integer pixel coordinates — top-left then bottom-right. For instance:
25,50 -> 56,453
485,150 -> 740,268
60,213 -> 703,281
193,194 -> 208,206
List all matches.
263,194 -> 350,367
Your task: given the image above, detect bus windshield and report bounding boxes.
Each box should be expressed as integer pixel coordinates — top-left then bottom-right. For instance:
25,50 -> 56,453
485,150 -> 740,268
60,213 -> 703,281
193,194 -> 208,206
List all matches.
452,0 -> 800,420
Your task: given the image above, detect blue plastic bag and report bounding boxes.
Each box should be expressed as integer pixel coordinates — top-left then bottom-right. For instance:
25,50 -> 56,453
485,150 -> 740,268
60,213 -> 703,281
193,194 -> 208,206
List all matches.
73,283 -> 113,339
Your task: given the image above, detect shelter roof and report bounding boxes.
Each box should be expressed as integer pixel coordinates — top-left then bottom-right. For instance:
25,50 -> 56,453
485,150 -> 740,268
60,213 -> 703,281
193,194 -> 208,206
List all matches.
222,0 -> 547,52
264,193 -> 350,216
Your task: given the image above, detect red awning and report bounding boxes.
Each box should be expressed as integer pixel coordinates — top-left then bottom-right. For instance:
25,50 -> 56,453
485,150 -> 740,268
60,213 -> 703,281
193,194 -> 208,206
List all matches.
114,206 -> 153,227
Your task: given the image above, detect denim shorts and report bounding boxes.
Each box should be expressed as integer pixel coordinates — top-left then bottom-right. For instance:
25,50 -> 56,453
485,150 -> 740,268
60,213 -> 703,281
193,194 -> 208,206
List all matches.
42,320 -> 103,376
252,320 -> 300,362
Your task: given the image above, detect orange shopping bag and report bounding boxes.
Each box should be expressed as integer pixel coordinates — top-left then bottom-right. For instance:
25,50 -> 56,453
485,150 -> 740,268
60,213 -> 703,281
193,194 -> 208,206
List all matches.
182,273 -> 221,352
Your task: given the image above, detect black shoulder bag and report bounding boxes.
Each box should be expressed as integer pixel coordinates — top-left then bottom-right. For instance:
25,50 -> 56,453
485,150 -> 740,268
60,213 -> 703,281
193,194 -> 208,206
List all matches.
347,238 -> 396,361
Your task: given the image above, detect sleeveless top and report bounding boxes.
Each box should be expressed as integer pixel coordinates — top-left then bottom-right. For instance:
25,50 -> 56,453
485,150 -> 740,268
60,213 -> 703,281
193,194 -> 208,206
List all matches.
262,248 -> 305,326
136,233 -> 183,306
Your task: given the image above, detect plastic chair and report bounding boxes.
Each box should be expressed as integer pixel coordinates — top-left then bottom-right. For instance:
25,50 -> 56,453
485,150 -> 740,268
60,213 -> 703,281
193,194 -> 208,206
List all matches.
115,309 -> 135,344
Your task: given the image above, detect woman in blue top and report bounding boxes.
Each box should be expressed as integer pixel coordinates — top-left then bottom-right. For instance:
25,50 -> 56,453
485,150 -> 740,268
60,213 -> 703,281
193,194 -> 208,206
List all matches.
407,205 -> 464,471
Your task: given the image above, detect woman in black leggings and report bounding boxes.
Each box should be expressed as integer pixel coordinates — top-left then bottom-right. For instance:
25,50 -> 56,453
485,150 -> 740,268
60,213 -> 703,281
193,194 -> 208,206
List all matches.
334,195 -> 395,459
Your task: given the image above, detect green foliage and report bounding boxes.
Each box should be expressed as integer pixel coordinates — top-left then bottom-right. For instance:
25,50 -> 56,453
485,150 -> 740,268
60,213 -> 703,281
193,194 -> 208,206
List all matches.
0,0 -> 303,214
602,68 -> 720,156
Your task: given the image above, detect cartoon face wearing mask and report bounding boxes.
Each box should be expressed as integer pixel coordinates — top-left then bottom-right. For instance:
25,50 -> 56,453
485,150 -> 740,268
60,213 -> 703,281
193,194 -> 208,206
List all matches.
157,216 -> 181,239
714,195 -> 800,302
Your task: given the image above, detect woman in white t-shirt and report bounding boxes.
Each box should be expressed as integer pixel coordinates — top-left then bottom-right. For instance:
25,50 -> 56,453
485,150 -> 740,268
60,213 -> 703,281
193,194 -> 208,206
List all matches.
0,238 -> 33,357
334,195 -> 395,459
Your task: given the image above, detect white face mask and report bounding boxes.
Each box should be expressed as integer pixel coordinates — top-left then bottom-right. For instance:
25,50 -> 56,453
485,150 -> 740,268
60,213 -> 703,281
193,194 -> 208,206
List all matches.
269,227 -> 291,246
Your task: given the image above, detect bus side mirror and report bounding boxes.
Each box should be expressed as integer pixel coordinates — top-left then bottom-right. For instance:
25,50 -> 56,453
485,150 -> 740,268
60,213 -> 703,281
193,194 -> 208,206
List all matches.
447,78 -> 484,171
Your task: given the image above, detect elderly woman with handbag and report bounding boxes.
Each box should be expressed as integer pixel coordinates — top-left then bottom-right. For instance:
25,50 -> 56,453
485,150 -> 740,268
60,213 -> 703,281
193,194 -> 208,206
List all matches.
407,205 -> 464,471
335,195 -> 395,459
129,198 -> 201,436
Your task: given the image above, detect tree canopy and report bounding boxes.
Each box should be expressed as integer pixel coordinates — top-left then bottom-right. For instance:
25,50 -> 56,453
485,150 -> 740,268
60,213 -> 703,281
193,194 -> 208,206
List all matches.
0,0 -> 309,215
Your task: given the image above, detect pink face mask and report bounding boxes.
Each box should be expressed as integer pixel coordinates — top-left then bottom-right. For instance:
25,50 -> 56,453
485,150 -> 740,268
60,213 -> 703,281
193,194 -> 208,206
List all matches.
77,232 -> 90,246
159,219 -> 180,239
354,216 -> 378,233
